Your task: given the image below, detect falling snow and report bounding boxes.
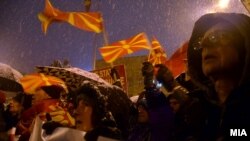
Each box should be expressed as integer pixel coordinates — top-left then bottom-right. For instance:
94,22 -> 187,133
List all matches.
0,0 -> 248,73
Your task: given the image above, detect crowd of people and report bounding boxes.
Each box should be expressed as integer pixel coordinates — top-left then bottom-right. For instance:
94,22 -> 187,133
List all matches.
1,12 -> 250,141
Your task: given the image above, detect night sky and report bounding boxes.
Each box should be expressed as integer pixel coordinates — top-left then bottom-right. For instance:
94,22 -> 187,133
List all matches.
0,0 -> 248,74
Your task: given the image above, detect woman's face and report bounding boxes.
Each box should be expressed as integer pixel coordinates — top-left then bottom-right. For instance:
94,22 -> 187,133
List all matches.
169,98 -> 180,113
74,99 -> 93,131
32,88 -> 50,104
201,22 -> 242,77
9,99 -> 23,114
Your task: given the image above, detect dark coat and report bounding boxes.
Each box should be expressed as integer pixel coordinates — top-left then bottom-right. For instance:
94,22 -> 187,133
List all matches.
127,123 -> 151,141
129,88 -> 174,141
167,89 -> 208,141
188,13 -> 250,141
3,109 -> 19,131
84,126 -> 122,141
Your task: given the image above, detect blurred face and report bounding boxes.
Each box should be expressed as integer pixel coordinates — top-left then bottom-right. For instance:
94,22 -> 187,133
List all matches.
201,23 -> 241,77
169,98 -> 180,113
9,99 -> 23,114
32,88 -> 50,104
74,100 -> 93,131
137,105 -> 149,123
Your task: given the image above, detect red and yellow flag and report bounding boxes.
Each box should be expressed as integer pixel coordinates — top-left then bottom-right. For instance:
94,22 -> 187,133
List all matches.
19,99 -> 75,131
99,32 -> 151,63
241,0 -> 250,14
165,41 -> 188,77
148,37 -> 167,65
38,0 -> 103,34
20,73 -> 68,94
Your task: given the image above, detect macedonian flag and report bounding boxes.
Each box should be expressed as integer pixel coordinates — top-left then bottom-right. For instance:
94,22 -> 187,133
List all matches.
38,0 -> 103,34
165,41 -> 188,77
148,37 -> 167,65
241,0 -> 250,13
99,32 -> 151,63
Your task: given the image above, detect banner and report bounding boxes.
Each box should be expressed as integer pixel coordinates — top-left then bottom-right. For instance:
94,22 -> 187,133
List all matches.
92,65 -> 128,93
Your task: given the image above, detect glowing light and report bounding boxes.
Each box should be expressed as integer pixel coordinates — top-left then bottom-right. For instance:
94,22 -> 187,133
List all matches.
205,0 -> 231,13
218,0 -> 230,9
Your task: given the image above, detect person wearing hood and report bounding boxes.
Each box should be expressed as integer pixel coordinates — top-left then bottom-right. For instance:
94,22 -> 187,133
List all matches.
127,98 -> 151,141
74,82 -> 121,141
188,13 -> 250,140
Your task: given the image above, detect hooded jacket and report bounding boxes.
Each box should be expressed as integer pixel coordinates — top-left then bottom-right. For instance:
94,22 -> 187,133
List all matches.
188,13 -> 250,140
188,12 -> 250,90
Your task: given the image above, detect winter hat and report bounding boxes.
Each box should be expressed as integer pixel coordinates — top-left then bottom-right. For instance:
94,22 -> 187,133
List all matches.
40,85 -> 65,99
97,83 -> 131,139
0,91 -> 6,104
12,92 -> 32,110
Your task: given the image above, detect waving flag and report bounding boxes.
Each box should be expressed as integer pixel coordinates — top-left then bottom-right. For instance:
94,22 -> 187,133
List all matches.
165,41 -> 188,77
241,0 -> 250,13
148,37 -> 167,65
99,32 -> 151,63
19,99 -> 75,140
38,0 -> 103,34
20,73 -> 68,94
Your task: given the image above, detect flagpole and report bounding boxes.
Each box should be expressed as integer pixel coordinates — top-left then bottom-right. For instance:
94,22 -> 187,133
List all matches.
91,0 -> 102,70
83,0 -> 97,70
92,33 -> 98,70
101,14 -> 114,67
92,0 -> 113,69
102,21 -> 109,46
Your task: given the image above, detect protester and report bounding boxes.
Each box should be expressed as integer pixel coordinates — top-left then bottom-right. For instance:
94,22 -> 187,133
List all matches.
41,80 -> 132,141
4,93 -> 32,131
16,85 -> 74,141
98,84 -> 132,140
74,81 -> 121,141
153,62 -> 206,140
128,62 -> 174,141
128,93 -> 174,141
127,98 -> 151,141
167,92 -> 188,114
168,92 -> 206,141
188,12 -> 250,140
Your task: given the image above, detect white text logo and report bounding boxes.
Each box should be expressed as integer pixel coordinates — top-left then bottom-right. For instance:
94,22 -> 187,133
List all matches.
230,129 -> 247,136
